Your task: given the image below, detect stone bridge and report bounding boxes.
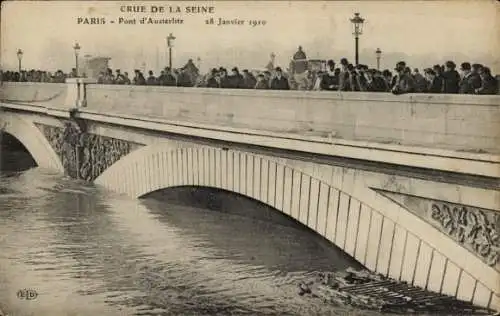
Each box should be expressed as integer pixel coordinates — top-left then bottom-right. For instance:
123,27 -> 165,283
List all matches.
0,79 -> 499,311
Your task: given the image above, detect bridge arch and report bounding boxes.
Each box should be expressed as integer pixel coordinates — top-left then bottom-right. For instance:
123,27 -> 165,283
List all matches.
95,143 -> 498,310
0,112 -> 64,172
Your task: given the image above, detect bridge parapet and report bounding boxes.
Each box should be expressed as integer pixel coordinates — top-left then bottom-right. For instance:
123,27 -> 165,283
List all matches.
0,82 -> 68,108
0,79 -> 97,110
83,84 -> 500,154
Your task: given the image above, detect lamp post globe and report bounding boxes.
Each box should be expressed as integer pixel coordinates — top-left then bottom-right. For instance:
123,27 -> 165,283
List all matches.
73,42 -> 81,77
350,12 -> 365,65
16,49 -> 23,72
166,33 -> 176,69
375,48 -> 382,70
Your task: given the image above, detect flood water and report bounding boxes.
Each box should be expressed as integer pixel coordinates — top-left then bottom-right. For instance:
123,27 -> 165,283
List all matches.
0,133 -> 478,316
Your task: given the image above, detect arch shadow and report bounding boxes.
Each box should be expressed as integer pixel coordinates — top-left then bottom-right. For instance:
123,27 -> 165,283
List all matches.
0,112 -> 63,172
0,131 -> 37,172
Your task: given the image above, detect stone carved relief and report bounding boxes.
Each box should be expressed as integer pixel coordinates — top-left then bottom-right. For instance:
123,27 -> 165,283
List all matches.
36,122 -> 142,181
78,134 -> 137,181
430,203 -> 499,267
38,122 -> 80,178
374,189 -> 500,270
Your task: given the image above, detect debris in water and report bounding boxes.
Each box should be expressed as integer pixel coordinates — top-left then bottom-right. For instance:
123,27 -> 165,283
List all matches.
299,268 -> 494,314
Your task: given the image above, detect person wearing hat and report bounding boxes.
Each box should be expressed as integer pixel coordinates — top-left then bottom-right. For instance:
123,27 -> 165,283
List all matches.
122,71 -> 131,85
412,68 -> 427,93
475,67 -> 499,95
242,69 -> 257,89
459,62 -> 481,94
363,68 -> 387,92
338,58 -> 351,91
133,69 -> 146,85
346,63 -> 361,91
355,66 -> 369,91
176,67 -> 193,87
228,67 -> 243,89
146,70 -> 157,85
442,61 -> 460,93
270,67 -> 290,90
320,60 -> 339,91
255,73 -> 269,89
218,68 -> 230,88
114,69 -> 126,84
424,68 -> 443,93
205,68 -> 219,88
100,68 -> 114,84
391,61 -> 415,94
390,61 -> 405,88
160,67 -> 177,86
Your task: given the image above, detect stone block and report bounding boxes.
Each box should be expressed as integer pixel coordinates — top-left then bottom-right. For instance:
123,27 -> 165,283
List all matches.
365,211 -> 383,271
344,198 -> 361,257
354,204 -> 373,265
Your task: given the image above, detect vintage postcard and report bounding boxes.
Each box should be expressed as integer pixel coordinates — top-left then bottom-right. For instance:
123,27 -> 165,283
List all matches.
0,1 -> 499,315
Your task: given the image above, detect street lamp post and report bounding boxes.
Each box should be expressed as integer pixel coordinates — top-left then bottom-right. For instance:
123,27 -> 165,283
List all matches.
167,33 -> 176,69
350,12 -> 365,66
16,49 -> 23,72
73,42 -> 81,77
375,48 -> 382,70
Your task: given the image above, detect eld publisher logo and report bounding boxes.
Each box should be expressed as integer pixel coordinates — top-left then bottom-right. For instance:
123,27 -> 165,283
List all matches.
16,288 -> 38,300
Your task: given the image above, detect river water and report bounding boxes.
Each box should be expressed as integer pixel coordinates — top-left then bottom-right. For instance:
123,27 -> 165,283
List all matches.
0,140 -> 473,316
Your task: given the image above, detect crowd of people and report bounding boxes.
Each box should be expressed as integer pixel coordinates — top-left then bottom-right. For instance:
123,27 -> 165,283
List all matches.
0,69 -> 71,83
1,50 -> 498,95
307,59 -> 499,95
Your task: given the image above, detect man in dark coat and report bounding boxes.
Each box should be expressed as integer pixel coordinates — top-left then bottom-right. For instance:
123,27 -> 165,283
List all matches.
424,69 -> 443,93
338,58 -> 351,91
146,70 -> 157,85
364,69 -> 387,92
228,67 -> 244,89
475,67 -> 498,95
459,62 -> 481,94
158,67 -> 177,86
122,72 -> 131,85
320,60 -> 339,91
255,73 -> 268,89
242,69 -> 257,89
413,68 -> 427,93
270,67 -> 290,90
218,68 -> 231,88
133,70 -> 146,85
206,68 -> 219,88
176,68 -> 193,87
442,61 -> 460,93
347,64 -> 360,91
391,61 -> 415,94
114,69 -> 126,84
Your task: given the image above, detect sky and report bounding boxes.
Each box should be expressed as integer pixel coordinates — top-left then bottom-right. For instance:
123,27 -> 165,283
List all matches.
1,0 -> 499,73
